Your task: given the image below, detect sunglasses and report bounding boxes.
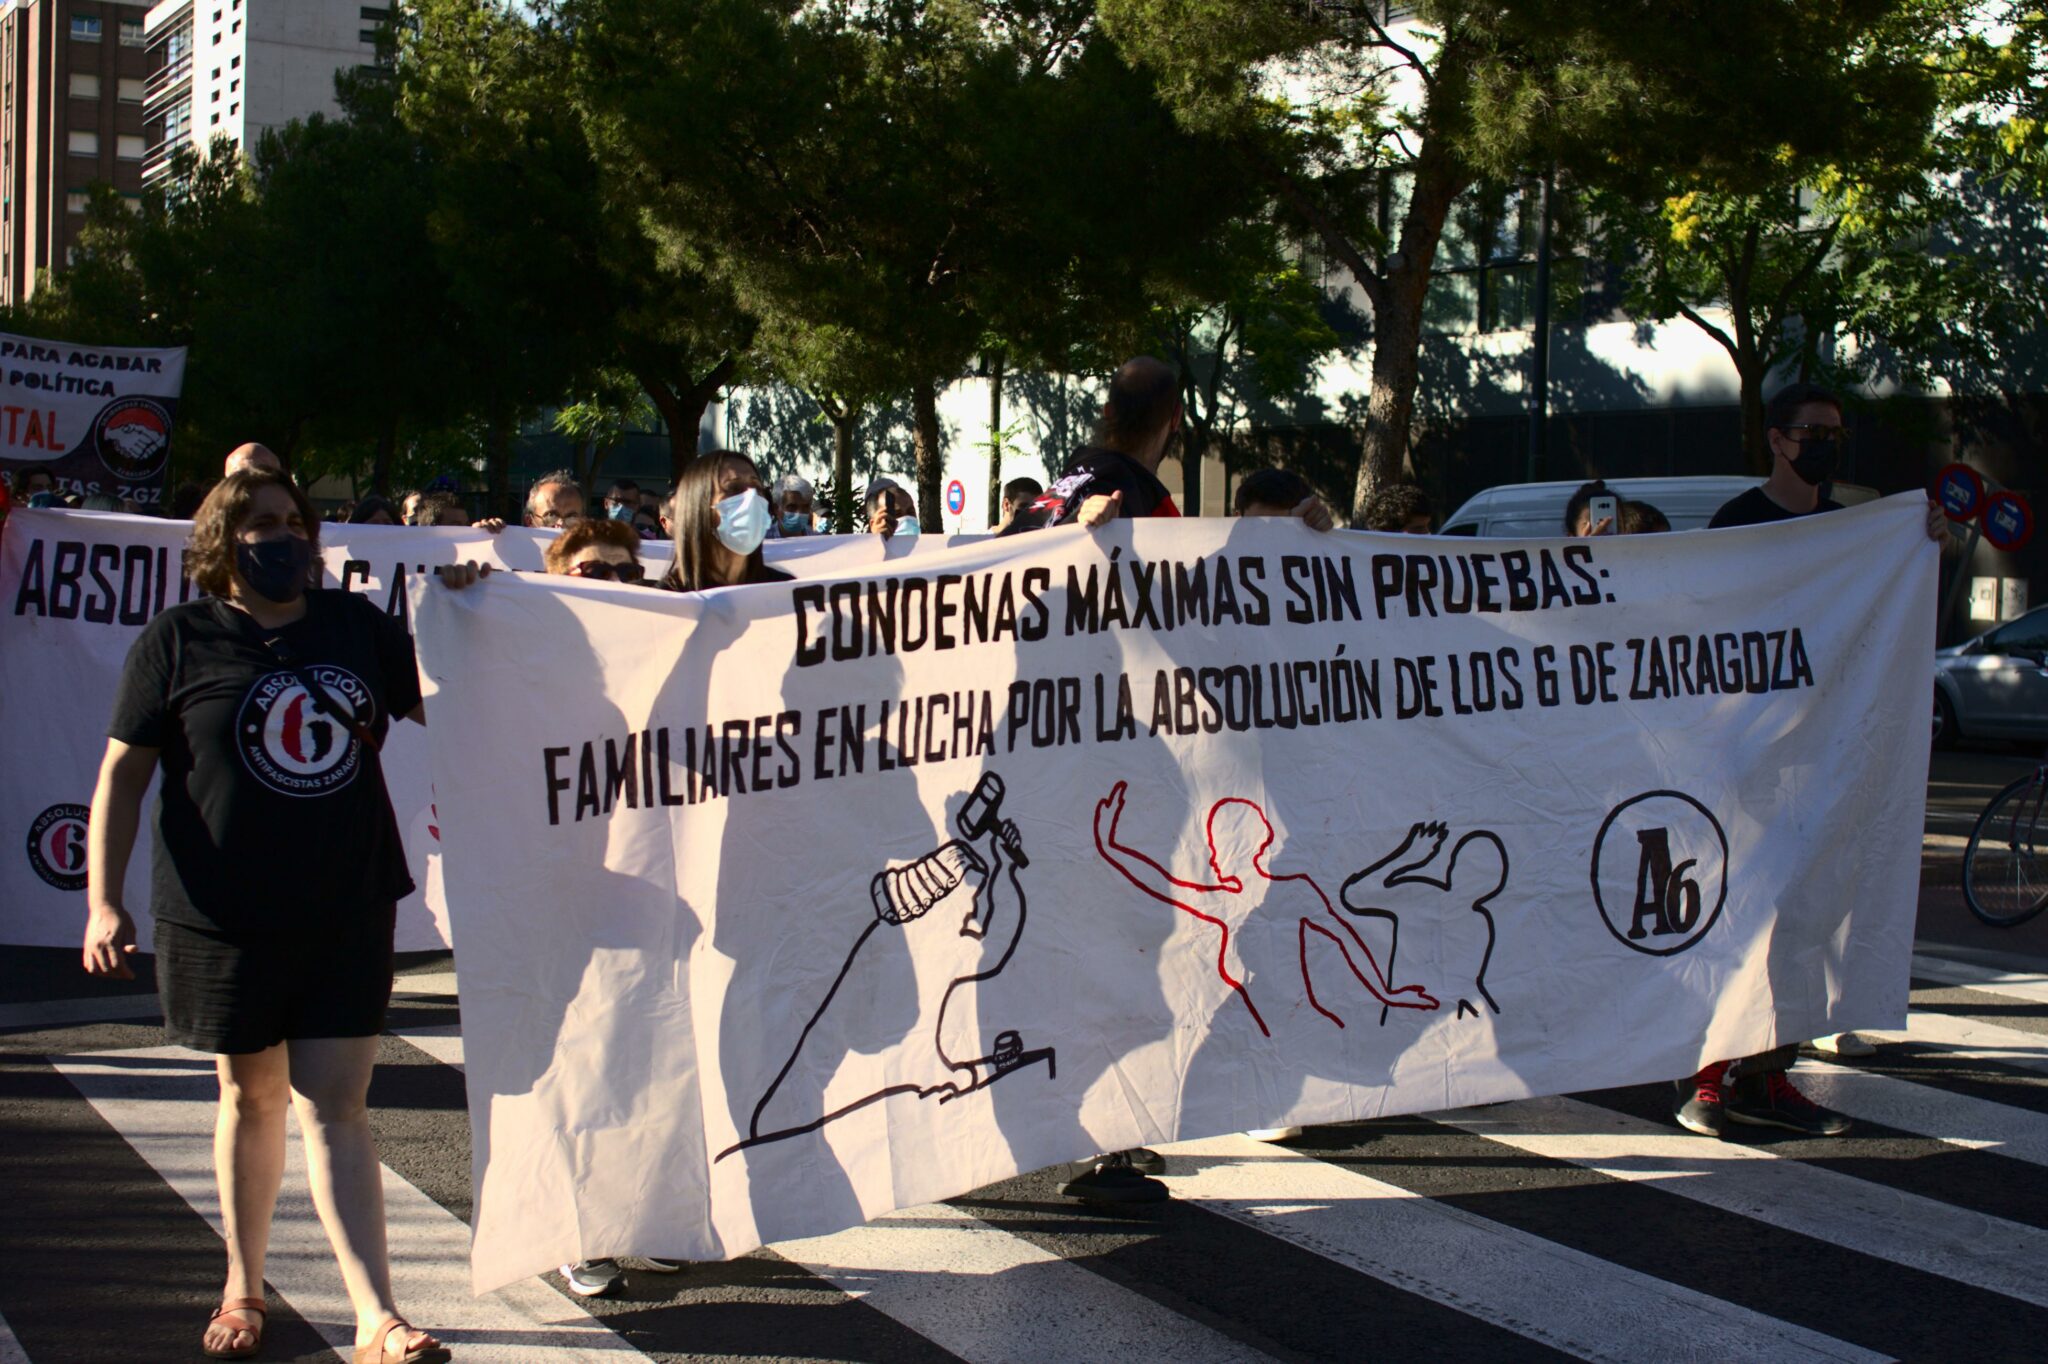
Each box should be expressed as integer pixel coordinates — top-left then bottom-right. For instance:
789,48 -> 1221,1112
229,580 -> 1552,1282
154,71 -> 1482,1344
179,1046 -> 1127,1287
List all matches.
1779,423 -> 1849,443
566,559 -> 646,583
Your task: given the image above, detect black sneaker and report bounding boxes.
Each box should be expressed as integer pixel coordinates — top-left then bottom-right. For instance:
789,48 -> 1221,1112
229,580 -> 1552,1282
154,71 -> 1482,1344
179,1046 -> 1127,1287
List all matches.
1060,1151 -> 1168,1204
1125,1147 -> 1165,1175
1725,1072 -> 1852,1136
1673,1061 -> 1730,1138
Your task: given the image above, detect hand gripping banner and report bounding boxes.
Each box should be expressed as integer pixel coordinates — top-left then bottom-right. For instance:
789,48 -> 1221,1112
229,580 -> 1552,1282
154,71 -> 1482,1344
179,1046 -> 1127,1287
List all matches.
407,497 -> 1936,1289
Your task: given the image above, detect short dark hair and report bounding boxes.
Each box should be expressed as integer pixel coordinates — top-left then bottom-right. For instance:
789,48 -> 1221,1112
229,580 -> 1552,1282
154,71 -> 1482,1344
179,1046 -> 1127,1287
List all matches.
1234,468 -> 1313,514
544,516 -> 642,576
1362,483 -> 1432,532
1620,499 -> 1670,534
186,471 -> 322,598
1096,356 -> 1181,452
1765,382 -> 1843,431
13,464 -> 54,492
606,479 -> 640,499
1002,476 -> 1043,507
347,494 -> 398,525
1563,479 -> 1609,534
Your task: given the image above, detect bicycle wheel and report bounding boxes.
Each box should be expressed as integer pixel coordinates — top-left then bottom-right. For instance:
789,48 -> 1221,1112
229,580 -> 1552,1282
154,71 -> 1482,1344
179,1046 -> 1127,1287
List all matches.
1964,773 -> 2048,927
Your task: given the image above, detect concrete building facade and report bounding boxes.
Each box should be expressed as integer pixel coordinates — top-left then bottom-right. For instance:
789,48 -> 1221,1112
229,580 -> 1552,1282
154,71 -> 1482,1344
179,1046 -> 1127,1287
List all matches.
0,0 -> 151,305
142,0 -> 386,187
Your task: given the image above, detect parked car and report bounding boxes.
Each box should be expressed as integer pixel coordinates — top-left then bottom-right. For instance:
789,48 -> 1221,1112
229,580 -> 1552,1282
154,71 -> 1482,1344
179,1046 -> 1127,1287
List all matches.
1935,605 -> 2048,747
1439,476 -> 1879,537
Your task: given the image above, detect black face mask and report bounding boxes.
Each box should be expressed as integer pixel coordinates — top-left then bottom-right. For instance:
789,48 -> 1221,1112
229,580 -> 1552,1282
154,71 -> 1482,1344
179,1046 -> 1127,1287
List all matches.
1789,437 -> 1839,487
235,536 -> 313,603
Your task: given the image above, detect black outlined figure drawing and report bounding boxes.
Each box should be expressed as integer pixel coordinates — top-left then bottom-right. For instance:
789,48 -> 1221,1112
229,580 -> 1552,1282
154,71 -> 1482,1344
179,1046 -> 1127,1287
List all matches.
720,772 -> 1052,1161
1094,780 -> 1440,1036
1340,821 -> 1509,1022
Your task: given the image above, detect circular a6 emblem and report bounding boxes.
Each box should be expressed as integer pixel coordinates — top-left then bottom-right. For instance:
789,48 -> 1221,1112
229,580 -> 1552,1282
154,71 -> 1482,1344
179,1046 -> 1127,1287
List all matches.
1591,791 -> 1729,956
28,803 -> 91,891
237,668 -> 372,797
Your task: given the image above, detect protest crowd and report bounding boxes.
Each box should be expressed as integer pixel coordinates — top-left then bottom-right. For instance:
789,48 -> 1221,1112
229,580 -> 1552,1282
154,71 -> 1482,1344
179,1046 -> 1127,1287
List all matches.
0,355 -> 1947,1363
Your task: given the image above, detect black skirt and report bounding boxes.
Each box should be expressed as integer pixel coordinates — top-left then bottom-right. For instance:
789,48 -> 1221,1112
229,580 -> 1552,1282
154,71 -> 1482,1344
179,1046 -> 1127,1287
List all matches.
154,904 -> 397,1055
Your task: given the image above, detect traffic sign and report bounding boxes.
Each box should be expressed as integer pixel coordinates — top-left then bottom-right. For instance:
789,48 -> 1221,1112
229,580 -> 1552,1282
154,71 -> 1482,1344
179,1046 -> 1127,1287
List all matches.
945,479 -> 966,516
1982,489 -> 2036,553
1935,463 -> 1985,522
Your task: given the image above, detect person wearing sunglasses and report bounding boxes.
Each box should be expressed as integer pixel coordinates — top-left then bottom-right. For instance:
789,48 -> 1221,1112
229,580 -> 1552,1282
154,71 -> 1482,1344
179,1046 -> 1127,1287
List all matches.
656,449 -> 794,594
541,518 -> 647,583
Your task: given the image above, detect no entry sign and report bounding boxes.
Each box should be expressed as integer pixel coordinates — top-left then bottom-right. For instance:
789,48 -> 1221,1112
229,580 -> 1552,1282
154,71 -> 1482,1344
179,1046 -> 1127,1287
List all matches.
946,479 -> 966,516
1936,463 -> 1985,523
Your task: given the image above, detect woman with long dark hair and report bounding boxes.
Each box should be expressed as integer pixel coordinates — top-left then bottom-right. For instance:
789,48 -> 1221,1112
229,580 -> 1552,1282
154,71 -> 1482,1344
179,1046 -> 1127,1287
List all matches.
82,469 -> 451,1363
658,450 -> 794,593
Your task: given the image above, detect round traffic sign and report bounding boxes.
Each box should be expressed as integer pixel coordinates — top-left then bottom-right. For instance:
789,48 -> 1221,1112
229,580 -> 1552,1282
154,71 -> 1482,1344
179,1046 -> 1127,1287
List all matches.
1982,490 -> 2036,553
945,479 -> 966,516
1935,463 -> 1984,522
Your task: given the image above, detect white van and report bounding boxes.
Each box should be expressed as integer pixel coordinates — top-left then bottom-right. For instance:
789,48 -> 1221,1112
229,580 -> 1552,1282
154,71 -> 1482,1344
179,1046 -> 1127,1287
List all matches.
1438,476 -> 1879,537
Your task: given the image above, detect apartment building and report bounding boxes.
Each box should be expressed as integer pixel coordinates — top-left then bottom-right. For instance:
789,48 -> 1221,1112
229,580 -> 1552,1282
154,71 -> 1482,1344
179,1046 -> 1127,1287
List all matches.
142,0 -> 387,187
0,0 -> 151,305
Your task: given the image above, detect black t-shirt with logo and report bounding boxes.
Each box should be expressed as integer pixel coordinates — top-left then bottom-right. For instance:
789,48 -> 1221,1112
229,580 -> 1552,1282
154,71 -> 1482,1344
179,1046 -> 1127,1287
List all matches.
109,590 -> 421,940
1016,445 -> 1182,528
1707,486 -> 1843,529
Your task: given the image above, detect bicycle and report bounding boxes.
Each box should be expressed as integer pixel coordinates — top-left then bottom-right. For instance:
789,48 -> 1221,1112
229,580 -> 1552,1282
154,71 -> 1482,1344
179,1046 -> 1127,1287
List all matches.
1963,763 -> 2048,927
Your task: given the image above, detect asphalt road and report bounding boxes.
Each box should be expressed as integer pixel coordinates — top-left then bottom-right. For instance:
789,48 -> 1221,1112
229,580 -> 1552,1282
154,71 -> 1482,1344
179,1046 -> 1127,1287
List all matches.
3,757 -> 2046,1363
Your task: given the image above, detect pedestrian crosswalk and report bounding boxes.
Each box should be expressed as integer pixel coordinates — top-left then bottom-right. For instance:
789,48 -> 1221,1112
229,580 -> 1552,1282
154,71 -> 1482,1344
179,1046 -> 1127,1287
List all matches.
5,947 -> 2048,1362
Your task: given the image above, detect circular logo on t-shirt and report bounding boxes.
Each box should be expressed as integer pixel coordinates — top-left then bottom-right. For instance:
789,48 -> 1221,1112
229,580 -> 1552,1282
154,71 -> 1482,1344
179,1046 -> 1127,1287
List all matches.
93,396 -> 173,482
27,803 -> 90,891
237,667 -> 373,797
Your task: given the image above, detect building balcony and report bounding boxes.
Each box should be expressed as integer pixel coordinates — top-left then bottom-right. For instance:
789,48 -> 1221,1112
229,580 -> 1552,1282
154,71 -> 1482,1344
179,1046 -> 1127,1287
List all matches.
143,52 -> 191,113
140,129 -> 191,187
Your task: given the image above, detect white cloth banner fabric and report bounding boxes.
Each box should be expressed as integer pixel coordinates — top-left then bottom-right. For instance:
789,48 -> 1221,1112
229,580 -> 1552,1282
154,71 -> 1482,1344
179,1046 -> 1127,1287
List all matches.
409,496 -> 1936,1291
0,510 -> 1000,951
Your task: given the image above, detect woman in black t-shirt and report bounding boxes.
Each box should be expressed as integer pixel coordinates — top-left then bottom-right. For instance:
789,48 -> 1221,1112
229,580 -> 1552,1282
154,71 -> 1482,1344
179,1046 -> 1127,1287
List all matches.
657,450 -> 795,593
82,471 -> 451,1364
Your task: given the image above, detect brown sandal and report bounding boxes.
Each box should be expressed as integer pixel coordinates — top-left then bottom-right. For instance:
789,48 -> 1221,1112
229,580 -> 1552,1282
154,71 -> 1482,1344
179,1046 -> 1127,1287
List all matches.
353,1318 -> 452,1364
202,1298 -> 266,1359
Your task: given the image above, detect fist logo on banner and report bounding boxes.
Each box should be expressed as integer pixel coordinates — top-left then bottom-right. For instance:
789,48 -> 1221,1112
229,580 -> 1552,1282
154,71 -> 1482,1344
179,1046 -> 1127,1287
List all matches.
238,667 -> 372,796
27,803 -> 90,892
1591,790 -> 1729,955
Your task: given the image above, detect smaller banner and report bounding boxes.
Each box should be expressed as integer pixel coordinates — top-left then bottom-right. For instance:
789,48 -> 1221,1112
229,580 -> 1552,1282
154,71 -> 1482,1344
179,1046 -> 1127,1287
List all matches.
0,332 -> 188,508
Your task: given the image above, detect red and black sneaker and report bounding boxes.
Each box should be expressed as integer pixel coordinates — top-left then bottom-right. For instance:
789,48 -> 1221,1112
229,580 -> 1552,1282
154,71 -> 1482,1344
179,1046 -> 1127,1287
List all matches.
1726,1072 -> 1852,1136
1673,1061 -> 1731,1138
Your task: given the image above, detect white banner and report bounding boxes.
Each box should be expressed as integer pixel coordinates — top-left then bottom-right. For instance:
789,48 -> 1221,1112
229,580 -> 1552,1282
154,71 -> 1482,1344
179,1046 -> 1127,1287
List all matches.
409,496 -> 1936,1290
0,511 -> 997,951
0,331 -> 187,506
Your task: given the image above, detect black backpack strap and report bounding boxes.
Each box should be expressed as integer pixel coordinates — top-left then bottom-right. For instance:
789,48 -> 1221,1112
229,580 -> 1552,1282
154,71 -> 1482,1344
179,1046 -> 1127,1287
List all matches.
261,635 -> 383,754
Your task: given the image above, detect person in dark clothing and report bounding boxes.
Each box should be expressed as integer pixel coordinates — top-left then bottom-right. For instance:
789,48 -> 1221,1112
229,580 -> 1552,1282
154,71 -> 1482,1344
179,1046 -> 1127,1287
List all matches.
992,476 -> 1045,536
1020,356 -> 1187,530
1674,382 -> 1948,1143
84,470 -> 453,1364
658,450 -> 795,594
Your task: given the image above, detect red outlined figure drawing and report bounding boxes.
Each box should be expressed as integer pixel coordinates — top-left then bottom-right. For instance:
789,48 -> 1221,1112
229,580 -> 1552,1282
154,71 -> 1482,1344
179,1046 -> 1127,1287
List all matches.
720,772 -> 1053,1162
1340,822 -> 1509,1023
1093,780 -> 1439,1034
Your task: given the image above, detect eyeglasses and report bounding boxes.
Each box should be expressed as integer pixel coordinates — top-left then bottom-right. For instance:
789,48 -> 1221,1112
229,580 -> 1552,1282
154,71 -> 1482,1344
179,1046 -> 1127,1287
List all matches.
537,511 -> 584,528
565,559 -> 646,583
1779,424 -> 1849,443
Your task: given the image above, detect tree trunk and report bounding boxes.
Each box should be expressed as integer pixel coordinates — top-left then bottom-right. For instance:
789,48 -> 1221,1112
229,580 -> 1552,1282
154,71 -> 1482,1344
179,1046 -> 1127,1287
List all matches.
832,412 -> 856,532
1349,124 -> 1466,522
483,412 -> 513,522
370,417 -> 398,495
1738,360 -> 1770,475
912,379 -> 943,528
639,353 -> 738,487
986,354 -> 1004,527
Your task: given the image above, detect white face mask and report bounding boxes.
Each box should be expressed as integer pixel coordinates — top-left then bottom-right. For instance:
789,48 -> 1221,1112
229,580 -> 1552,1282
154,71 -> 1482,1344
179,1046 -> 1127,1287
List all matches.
714,488 -> 771,557
894,515 -> 921,538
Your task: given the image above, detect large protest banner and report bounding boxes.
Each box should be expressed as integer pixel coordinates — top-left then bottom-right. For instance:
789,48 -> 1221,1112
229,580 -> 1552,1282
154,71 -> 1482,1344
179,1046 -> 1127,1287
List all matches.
0,332 -> 187,507
0,509 -> 995,951
409,497 -> 1936,1290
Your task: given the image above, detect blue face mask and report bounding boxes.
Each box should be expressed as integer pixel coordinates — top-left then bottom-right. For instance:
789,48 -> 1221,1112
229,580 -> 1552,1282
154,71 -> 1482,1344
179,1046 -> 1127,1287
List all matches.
608,502 -> 635,521
779,512 -> 811,537
714,488 -> 771,556
894,515 -> 921,538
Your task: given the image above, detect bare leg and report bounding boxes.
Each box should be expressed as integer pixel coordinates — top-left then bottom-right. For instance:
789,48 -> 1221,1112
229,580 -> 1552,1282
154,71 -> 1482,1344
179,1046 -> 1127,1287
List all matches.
288,1036 -> 435,1354
210,1045 -> 290,1353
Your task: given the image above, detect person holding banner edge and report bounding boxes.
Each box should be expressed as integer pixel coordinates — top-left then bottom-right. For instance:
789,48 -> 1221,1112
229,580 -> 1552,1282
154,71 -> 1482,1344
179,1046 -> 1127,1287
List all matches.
1674,383 -> 1950,1141
80,469 -> 477,1363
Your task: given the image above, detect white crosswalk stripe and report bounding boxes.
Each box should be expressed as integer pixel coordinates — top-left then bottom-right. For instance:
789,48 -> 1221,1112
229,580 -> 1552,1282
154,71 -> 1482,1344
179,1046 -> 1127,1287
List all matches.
1434,1093 -> 2048,1309
50,1048 -> 655,1363
15,948 -> 2048,1363
1155,1133 -> 1885,1363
